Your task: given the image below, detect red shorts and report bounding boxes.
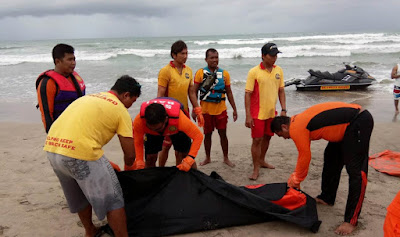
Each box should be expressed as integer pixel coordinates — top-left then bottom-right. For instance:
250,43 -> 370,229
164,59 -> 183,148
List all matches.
203,110 -> 228,134
251,118 -> 274,138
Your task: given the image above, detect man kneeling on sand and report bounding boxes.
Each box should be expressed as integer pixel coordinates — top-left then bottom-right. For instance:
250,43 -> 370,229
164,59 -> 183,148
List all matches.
271,101 -> 374,235
132,97 -> 203,171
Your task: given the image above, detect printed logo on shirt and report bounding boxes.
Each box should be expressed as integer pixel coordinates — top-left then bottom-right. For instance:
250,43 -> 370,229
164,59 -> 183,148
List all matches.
89,93 -> 118,105
275,73 -> 281,80
185,73 -> 190,79
169,126 -> 177,132
45,136 -> 76,150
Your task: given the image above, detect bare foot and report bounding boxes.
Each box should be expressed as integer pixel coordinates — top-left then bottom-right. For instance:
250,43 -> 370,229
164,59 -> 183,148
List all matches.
223,159 -> 235,167
260,161 -> 275,169
315,197 -> 330,205
334,222 -> 356,235
200,158 -> 211,166
249,171 -> 259,180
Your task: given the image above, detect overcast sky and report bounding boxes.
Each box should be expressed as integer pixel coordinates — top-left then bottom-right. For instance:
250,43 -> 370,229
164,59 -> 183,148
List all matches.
0,0 -> 399,41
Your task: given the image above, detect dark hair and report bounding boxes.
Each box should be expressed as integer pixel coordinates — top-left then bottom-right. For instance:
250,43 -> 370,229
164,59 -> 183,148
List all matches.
205,48 -> 218,58
52,44 -> 74,64
270,116 -> 291,133
170,40 -> 187,58
144,103 -> 167,125
111,75 -> 141,97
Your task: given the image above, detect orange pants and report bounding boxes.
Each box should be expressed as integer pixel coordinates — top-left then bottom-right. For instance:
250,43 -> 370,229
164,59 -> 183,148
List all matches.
384,191 -> 400,237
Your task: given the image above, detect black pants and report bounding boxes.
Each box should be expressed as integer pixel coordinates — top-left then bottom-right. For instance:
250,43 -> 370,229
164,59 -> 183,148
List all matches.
145,132 -> 191,155
317,110 -> 374,225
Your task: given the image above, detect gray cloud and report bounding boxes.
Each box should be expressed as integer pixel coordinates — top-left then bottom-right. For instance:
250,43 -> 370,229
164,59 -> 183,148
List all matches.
0,1 -> 176,18
0,0 -> 399,41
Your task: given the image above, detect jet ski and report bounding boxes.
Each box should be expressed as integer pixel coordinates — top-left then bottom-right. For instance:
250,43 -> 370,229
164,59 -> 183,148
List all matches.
285,64 -> 376,91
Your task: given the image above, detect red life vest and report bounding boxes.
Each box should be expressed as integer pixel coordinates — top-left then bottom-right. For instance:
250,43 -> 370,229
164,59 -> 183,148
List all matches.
140,98 -> 181,136
36,70 -> 86,119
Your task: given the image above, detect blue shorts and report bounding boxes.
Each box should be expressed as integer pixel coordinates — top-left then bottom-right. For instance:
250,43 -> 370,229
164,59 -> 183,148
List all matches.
47,153 -> 124,220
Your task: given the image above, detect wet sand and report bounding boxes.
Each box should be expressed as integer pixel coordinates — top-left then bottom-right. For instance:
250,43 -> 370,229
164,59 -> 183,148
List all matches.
0,95 -> 399,236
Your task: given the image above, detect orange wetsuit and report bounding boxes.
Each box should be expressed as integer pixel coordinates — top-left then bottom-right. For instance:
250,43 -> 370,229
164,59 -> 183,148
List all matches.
289,102 -> 362,182
289,101 -> 373,225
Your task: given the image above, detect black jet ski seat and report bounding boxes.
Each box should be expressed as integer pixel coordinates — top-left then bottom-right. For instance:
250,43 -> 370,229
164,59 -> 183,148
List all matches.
308,70 -> 336,80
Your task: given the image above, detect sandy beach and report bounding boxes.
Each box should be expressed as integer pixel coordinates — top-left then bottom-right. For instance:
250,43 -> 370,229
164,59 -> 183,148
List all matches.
0,95 -> 399,237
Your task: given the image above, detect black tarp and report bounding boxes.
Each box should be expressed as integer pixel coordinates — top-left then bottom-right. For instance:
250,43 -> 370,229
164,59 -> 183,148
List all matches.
117,168 -> 321,236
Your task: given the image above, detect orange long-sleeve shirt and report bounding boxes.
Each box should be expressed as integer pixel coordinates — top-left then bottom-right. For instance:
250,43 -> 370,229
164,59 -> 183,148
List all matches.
289,102 -> 361,184
133,110 -> 203,163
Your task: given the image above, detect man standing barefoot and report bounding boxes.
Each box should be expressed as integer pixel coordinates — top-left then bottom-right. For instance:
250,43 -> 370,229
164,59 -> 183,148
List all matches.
191,48 -> 238,167
245,43 -> 286,180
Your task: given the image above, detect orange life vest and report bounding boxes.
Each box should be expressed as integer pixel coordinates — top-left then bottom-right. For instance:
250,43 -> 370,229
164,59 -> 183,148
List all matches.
36,70 -> 86,119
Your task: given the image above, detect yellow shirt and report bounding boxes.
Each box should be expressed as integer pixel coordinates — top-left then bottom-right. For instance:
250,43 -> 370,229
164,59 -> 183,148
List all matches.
245,63 -> 284,120
158,61 -> 193,111
43,92 -> 133,161
194,68 -> 230,115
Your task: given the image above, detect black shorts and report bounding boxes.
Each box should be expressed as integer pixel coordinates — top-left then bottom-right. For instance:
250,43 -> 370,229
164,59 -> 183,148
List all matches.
145,132 -> 191,155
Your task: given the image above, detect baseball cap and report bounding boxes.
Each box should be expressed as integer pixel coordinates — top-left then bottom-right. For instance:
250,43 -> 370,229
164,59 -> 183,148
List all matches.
261,43 -> 281,56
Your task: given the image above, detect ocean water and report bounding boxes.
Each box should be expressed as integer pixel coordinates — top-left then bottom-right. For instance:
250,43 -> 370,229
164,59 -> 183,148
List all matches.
0,31 -> 398,119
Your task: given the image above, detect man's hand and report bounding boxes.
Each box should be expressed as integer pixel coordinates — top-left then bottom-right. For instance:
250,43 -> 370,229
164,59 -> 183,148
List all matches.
124,164 -> 135,171
245,116 -> 254,128
176,156 -> 195,172
233,110 -> 238,122
191,110 -> 197,121
132,159 -> 145,170
287,173 -> 301,189
109,161 -> 121,172
193,107 -> 204,127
